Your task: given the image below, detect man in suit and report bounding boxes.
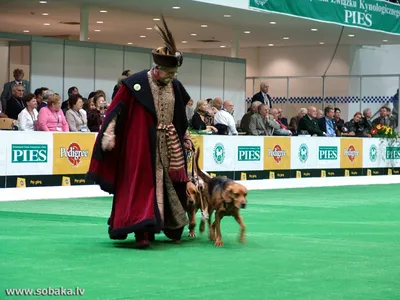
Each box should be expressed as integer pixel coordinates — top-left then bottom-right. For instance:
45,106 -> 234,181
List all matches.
299,106 -> 326,136
249,104 -> 269,135
240,101 -> 261,134
5,85 -> 26,120
317,106 -> 338,137
251,82 -> 272,108
0,68 -> 30,112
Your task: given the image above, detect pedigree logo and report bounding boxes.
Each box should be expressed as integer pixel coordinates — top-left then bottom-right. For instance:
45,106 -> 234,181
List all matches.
60,143 -> 89,167
268,145 -> 287,163
344,145 -> 359,162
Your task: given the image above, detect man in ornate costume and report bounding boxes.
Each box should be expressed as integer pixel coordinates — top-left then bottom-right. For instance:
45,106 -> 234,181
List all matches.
87,16 -> 192,249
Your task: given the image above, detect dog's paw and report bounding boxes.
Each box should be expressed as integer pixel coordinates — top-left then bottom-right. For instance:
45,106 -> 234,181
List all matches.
214,240 -> 224,247
188,231 -> 196,238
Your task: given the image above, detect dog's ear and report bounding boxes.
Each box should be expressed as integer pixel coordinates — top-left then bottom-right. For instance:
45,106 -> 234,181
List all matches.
222,184 -> 233,203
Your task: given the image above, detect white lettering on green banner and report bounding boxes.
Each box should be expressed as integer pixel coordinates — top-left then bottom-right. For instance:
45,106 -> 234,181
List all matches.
249,0 -> 400,35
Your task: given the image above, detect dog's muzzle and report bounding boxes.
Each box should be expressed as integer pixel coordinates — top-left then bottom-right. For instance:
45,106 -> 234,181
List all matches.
241,202 -> 247,209
188,199 -> 196,205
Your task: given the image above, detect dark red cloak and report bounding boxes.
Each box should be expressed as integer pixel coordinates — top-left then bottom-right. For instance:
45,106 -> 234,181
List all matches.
87,70 -> 190,240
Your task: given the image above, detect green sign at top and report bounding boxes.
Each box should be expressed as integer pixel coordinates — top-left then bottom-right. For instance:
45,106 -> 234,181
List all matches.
249,0 -> 400,36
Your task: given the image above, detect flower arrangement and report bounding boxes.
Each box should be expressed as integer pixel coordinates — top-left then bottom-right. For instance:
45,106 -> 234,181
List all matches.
371,124 -> 398,139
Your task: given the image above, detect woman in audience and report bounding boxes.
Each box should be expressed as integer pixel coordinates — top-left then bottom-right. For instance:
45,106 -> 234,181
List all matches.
37,94 -> 69,132
186,98 -> 194,123
87,93 -> 106,132
65,94 -> 89,132
190,99 -> 217,132
112,75 -> 127,100
17,93 -> 38,131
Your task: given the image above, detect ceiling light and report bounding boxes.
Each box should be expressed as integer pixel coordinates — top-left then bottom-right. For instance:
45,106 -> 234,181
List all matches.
383,39 -> 388,42
224,14 -> 231,18
191,33 -> 197,36
100,10 -> 107,13
201,25 -> 208,28
268,44 -> 274,46
348,34 -> 355,37
172,6 -> 180,9
220,45 -> 226,48
182,41 -> 187,43
127,42 -> 133,45
283,37 -> 289,40
153,18 -> 160,21
311,28 -> 318,31
42,13 -> 49,16
39,1 -> 47,3
43,23 -> 50,26
23,30 -> 30,33
146,27 -> 153,30
270,21 -> 276,24
319,42 -> 325,45
140,35 -> 146,38
94,29 -> 101,32
244,31 -> 251,34
96,21 -> 103,24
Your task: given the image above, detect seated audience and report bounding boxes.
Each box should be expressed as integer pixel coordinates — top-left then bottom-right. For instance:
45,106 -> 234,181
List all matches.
17,93 -> 38,131
1,68 -> 30,112
289,108 -> 307,135
317,109 -> 323,119
87,93 -> 106,132
240,101 -> 261,134
248,104 -> 279,136
112,75 -> 127,100
61,86 -> 79,114
66,94 -> 89,132
372,106 -> 396,128
361,108 -> 373,135
317,106 -> 338,137
269,108 -> 291,136
37,89 -> 53,111
299,106 -> 325,136
37,94 -> 69,132
343,112 -> 370,137
191,100 -> 217,132
5,85 -> 26,120
213,100 -> 237,135
34,87 -> 48,108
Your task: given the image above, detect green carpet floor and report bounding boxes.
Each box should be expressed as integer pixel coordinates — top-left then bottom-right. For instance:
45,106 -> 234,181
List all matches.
1,185 -> 400,299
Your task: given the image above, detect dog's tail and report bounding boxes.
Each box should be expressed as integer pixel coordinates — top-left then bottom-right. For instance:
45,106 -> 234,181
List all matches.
195,147 -> 211,184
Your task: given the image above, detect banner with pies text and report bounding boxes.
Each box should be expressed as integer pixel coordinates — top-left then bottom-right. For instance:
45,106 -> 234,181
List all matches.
52,133 -> 95,175
340,138 -> 363,169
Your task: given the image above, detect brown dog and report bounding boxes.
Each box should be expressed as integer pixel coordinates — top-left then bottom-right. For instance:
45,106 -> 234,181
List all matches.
195,149 -> 248,247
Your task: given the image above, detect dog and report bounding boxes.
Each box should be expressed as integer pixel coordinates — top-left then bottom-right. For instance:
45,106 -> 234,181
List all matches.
195,148 -> 248,247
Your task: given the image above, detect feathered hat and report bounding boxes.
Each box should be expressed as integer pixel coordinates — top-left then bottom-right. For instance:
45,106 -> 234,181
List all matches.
152,15 -> 183,68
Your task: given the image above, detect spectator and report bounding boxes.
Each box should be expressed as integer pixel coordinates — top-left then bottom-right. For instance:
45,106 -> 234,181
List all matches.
186,98 -> 195,123
277,108 -> 288,127
0,68 -> 30,112
190,100 -> 217,132
37,94 -> 69,132
241,101 -> 261,134
210,97 -> 223,111
66,94 -> 89,132
343,112 -> 369,137
270,108 -> 291,136
5,85 -> 26,120
317,106 -> 338,137
251,82 -> 272,108
87,93 -> 106,132
289,108 -> 307,135
317,109 -> 323,119
112,75 -> 127,100
299,106 -> 325,136
248,104 -> 270,136
61,86 -> 79,114
334,108 -> 345,132
361,108 -> 373,136
17,93 -> 38,131
213,100 -> 238,135
37,89 -> 54,111
34,87 -> 48,108
372,106 -> 396,128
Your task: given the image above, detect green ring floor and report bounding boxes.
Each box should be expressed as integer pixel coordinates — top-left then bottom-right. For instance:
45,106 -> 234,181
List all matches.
1,184 -> 399,299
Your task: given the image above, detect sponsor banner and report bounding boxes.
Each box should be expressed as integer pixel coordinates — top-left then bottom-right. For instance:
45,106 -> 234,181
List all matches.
362,138 -> 395,168
267,170 -> 291,179
53,133 -> 95,175
315,137 -> 340,169
0,176 -> 5,188
203,136 -> 235,171
205,171 -> 234,179
264,137 -> 291,170
290,169 -> 321,179
234,170 -> 268,181
6,132 -> 53,175
291,137 -> 318,170
340,138 -> 363,169
189,135 -> 204,171
319,169 -> 345,178
235,136 -> 264,171
249,0 -> 400,36
6,174 -> 94,188
383,140 -> 400,168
